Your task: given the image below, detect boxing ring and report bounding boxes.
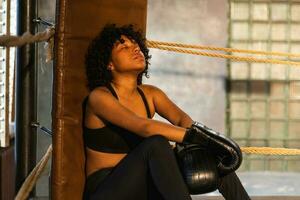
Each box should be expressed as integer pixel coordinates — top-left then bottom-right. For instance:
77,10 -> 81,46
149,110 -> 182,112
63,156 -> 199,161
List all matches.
1,0 -> 300,199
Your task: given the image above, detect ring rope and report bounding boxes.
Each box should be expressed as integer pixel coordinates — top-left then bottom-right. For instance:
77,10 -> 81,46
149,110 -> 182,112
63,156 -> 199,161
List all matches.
147,40 -> 300,58
15,144 -> 52,200
147,41 -> 300,66
241,147 -> 300,155
0,27 -> 54,62
2,30 -> 300,66
0,28 -> 54,47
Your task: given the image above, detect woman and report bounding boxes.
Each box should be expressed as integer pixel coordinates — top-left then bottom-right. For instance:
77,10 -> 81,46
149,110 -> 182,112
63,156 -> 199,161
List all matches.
82,24 -> 251,200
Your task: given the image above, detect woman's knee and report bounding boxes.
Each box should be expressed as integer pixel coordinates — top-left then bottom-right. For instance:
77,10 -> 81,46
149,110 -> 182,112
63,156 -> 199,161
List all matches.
143,135 -> 171,151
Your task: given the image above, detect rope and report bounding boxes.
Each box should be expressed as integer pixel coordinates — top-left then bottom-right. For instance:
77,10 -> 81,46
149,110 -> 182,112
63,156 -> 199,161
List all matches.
147,40 -> 300,58
0,28 -> 54,47
147,41 -> 300,66
0,27 -> 55,62
241,147 -> 300,156
146,41 -> 300,153
1,28 -> 54,199
15,144 -> 52,200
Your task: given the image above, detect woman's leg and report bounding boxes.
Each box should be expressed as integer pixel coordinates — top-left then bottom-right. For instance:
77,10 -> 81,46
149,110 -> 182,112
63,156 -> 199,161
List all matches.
88,135 -> 191,200
218,172 -> 251,200
147,170 -> 165,200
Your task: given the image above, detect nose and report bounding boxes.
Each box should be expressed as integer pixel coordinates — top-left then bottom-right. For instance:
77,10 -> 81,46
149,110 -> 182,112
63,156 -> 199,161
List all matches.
133,43 -> 140,53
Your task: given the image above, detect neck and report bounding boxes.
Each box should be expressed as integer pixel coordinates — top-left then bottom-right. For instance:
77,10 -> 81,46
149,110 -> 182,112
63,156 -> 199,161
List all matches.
111,75 -> 139,97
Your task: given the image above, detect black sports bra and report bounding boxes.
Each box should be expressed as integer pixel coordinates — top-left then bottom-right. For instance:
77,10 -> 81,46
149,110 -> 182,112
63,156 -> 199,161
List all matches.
82,84 -> 151,153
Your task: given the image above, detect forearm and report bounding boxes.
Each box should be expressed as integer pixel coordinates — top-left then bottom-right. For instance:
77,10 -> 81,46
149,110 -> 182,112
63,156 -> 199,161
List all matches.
141,118 -> 187,143
177,115 -> 193,128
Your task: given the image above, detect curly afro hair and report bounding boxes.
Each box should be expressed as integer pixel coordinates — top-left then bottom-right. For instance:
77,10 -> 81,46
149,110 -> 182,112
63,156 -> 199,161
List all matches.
85,24 -> 151,91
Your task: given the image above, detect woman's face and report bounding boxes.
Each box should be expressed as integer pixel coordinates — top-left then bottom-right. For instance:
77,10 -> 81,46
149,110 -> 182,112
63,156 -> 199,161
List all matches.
108,35 -> 145,74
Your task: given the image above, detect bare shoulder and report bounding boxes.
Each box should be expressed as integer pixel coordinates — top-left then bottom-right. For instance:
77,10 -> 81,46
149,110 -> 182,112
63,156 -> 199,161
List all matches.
139,84 -> 165,96
88,86 -> 113,106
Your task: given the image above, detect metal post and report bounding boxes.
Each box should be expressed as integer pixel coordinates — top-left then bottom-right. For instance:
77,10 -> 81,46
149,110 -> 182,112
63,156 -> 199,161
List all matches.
15,0 -> 37,194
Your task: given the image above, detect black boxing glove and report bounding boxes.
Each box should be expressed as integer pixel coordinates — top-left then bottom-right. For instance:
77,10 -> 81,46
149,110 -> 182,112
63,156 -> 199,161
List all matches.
182,121 -> 242,176
174,143 -> 220,194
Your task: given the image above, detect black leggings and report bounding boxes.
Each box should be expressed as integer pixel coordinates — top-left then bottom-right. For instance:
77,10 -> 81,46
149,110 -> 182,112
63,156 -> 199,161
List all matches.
83,135 -> 251,200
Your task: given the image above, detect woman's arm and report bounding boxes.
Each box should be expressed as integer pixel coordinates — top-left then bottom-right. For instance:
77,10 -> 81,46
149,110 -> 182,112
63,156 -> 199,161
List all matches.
144,85 -> 194,128
88,88 -> 187,143
177,115 -> 193,128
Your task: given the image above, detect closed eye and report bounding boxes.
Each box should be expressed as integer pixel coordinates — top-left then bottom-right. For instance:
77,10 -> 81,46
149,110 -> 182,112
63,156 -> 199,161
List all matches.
120,45 -> 129,51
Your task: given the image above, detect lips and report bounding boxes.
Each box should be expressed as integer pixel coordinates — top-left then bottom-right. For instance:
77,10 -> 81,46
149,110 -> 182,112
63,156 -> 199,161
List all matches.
133,53 -> 144,60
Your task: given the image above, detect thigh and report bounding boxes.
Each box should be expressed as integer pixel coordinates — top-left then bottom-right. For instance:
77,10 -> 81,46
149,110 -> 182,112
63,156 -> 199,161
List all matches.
89,135 -> 189,200
89,144 -> 151,200
147,171 -> 165,200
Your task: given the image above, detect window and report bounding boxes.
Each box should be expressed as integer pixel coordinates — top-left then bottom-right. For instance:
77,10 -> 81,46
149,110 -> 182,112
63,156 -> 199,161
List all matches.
228,0 -> 300,172
0,0 -> 16,147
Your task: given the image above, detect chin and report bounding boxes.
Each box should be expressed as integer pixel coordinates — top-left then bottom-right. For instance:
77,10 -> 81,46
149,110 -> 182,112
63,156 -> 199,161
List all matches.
138,65 -> 146,72
133,63 -> 146,71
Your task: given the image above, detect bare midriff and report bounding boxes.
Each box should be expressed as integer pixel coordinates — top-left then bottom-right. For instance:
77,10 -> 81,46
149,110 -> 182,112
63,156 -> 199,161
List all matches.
85,148 -> 127,177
